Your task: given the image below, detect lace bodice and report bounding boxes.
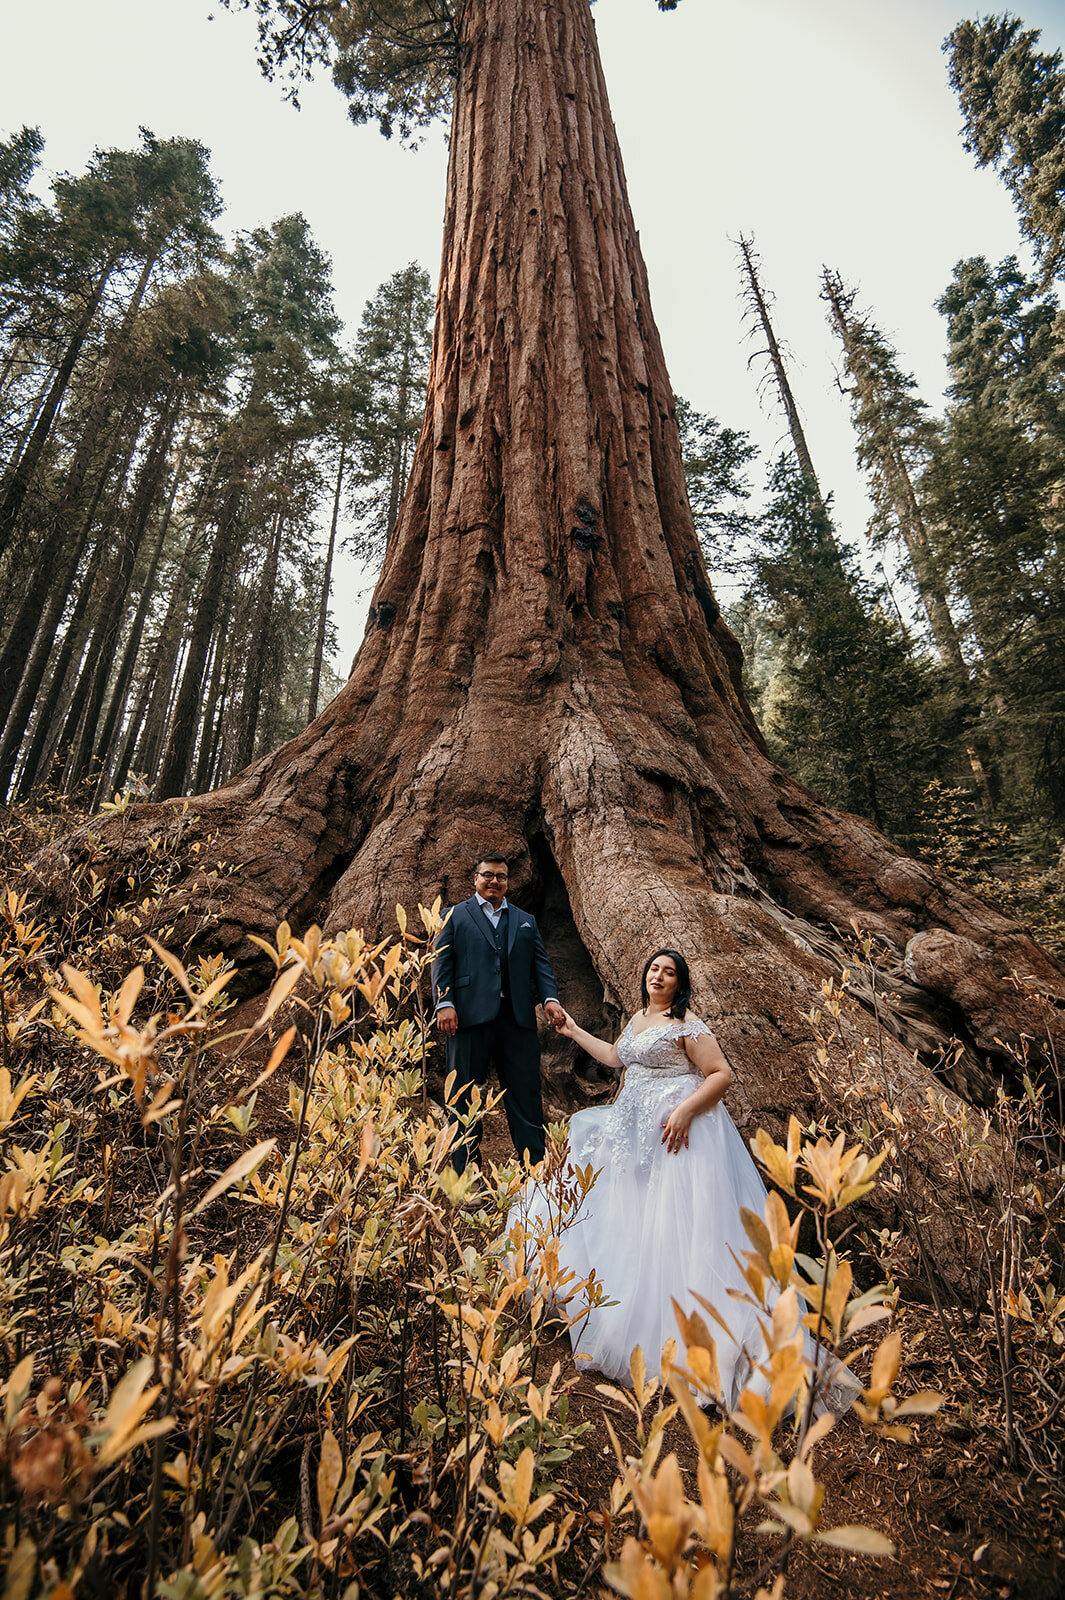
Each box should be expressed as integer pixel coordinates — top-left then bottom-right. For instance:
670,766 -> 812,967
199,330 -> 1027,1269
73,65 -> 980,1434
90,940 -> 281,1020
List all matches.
617,1016 -> 713,1079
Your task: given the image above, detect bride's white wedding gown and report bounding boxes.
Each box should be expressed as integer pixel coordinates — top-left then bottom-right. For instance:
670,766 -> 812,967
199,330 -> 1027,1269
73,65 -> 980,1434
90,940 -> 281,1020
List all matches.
525,1015 -> 788,1405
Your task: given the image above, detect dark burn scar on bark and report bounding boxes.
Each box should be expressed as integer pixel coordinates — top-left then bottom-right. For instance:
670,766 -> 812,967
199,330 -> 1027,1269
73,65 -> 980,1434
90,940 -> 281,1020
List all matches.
373,601 -> 396,630
607,600 -> 626,623
571,499 -> 600,552
458,407 -> 475,429
684,551 -> 720,630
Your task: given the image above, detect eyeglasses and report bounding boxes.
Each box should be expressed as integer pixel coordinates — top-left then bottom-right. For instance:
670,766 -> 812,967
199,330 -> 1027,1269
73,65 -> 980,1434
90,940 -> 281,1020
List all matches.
477,871 -> 508,882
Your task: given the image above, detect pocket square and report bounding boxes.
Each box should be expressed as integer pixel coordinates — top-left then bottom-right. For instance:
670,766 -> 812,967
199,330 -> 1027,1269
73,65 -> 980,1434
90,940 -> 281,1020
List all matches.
521,921 -> 532,928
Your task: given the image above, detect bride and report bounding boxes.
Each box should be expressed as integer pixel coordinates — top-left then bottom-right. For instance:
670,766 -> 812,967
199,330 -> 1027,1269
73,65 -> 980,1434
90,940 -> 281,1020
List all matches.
526,948 -> 797,1405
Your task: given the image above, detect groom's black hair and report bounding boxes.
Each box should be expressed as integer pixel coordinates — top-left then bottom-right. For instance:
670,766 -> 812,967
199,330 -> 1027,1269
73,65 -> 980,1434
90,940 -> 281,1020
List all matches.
472,852 -> 510,873
640,948 -> 691,1020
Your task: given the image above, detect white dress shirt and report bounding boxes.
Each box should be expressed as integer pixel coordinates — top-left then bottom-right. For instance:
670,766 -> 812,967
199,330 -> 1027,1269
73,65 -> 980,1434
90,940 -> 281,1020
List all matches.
475,890 -> 508,928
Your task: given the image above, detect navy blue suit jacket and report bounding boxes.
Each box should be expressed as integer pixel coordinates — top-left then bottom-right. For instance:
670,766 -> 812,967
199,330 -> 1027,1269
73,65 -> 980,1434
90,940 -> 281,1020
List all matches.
432,897 -> 559,1031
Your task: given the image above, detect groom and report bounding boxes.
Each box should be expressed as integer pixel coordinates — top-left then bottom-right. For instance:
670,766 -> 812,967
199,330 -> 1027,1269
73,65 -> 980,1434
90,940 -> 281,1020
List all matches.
433,852 -> 565,1172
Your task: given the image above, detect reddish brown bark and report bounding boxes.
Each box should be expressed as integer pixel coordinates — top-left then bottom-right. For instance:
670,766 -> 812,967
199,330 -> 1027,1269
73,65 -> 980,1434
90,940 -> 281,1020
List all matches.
40,0 -> 1063,1152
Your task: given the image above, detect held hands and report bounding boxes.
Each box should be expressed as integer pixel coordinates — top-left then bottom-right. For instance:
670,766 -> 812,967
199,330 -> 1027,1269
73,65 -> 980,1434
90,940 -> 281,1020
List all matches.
436,1005 -> 458,1037
661,1102 -> 695,1154
437,1002 -> 567,1035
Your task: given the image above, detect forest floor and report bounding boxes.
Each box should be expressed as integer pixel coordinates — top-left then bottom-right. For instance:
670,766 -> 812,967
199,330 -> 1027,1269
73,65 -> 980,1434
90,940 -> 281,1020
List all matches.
469,1105 -> 1065,1600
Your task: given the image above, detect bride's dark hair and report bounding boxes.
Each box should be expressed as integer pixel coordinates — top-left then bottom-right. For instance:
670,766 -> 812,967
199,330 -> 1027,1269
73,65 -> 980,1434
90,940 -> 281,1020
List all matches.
640,948 -> 691,1020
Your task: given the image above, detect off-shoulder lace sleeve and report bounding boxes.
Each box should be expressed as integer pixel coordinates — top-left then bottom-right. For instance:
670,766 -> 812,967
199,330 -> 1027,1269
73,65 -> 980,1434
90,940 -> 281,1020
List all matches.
678,1016 -> 714,1041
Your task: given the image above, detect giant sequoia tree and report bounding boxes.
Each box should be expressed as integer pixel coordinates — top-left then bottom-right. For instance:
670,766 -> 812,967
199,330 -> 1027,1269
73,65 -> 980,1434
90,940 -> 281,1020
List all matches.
52,1 -> 1062,1148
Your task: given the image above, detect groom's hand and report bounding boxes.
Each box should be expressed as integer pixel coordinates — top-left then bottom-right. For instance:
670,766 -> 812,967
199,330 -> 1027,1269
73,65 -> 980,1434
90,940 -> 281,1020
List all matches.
436,1005 -> 458,1036
544,1000 -> 566,1029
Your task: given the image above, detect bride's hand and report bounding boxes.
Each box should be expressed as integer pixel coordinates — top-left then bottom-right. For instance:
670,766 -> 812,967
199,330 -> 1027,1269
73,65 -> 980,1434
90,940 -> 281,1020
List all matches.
554,1008 -> 578,1036
661,1104 -> 695,1154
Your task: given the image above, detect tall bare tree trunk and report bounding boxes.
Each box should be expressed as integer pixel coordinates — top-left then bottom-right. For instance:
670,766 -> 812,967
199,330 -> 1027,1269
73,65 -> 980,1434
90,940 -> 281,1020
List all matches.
737,235 -> 841,558
0,254 -> 158,733
0,395 -> 136,798
155,477 -> 243,799
92,420 -> 192,801
65,392 -> 181,790
44,0 -> 1063,1185
0,257 -> 117,557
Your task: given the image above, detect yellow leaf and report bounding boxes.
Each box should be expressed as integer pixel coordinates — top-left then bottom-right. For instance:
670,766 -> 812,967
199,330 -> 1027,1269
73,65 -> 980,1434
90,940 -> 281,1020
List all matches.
189,968 -> 234,1014
893,1390 -> 943,1417
317,1429 -> 343,1528
5,1353 -> 34,1427
846,1304 -> 891,1335
799,1409 -> 836,1460
740,1206 -> 773,1267
246,1025 -> 297,1094
866,1330 -> 901,1403
3,1535 -> 36,1600
816,1524 -> 894,1555
95,1358 -> 172,1466
764,1503 -> 814,1536
191,1140 -> 277,1216
716,1433 -> 755,1481
255,961 -> 303,1028
0,1069 -> 38,1128
786,1457 -> 821,1516
247,933 -> 282,968
146,938 -> 194,998
113,965 -> 145,1027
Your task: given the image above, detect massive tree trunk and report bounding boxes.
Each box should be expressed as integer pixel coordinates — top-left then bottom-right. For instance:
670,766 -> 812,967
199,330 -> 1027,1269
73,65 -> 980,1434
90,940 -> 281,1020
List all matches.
307,444 -> 344,722
41,0 -> 1063,1176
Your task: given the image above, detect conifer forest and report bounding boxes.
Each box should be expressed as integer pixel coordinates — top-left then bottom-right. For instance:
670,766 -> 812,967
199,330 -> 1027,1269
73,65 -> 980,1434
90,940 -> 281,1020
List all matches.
0,4 -> 1064,1599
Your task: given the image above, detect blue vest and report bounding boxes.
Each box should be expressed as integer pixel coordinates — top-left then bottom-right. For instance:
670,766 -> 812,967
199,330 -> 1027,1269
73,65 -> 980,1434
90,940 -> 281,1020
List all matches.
493,907 -> 511,1000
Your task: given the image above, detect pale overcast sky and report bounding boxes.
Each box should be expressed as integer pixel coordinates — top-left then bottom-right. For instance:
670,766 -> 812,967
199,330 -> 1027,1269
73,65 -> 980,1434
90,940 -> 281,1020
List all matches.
3,0 -> 1063,663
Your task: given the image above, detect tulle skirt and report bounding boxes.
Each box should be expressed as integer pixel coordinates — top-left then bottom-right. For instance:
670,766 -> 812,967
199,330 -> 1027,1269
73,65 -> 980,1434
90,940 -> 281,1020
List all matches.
514,1068 -> 787,1407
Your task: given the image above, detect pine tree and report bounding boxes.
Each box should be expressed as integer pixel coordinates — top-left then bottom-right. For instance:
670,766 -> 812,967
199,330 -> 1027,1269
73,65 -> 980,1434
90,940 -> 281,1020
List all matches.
948,14 -> 1065,285
675,395 -> 758,576
737,237 -> 833,533
927,249 -> 1065,817
821,270 -> 966,673
936,255 -> 1065,445
156,213 -> 339,798
922,396 -> 1065,817
753,455 -> 946,840
348,262 -> 433,568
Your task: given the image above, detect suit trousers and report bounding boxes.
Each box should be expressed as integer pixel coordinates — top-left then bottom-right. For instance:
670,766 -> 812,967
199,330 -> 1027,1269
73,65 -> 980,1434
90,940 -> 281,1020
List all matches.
445,996 -> 546,1172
